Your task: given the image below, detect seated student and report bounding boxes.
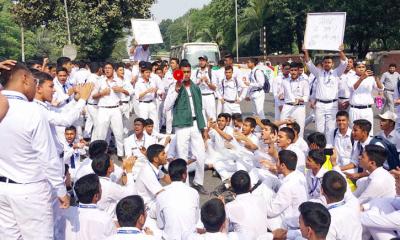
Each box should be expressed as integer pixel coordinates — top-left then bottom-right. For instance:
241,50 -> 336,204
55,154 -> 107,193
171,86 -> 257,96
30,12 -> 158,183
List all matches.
287,121 -> 309,157
266,150 -> 308,229
225,170 -> 271,237
321,171 -> 362,240
63,125 -> 87,180
91,153 -> 136,219
297,202 -> 331,240
62,174 -> 116,240
306,150 -> 330,199
107,195 -> 155,240
156,159 -> 200,240
231,113 -> 243,131
144,118 -> 171,147
353,144 -> 396,204
360,168 -> 400,240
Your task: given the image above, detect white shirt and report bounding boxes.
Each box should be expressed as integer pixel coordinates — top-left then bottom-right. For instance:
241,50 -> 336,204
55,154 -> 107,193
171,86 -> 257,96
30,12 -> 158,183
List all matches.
135,162 -> 164,206
72,68 -> 91,85
97,78 -> 124,107
378,129 -> 400,152
338,69 -> 355,99
218,77 -> 246,102
185,232 -> 240,240
281,77 -> 309,104
107,227 -> 155,240
348,75 -> 383,105
124,134 -> 157,161
266,170 -> 308,228
193,67 -> 217,94
226,192 -> 270,236
328,128 -> 353,167
74,157 -> 124,182
286,144 -> 306,174
353,167 -> 396,204
272,74 -> 289,104
0,90 -> 66,197
133,45 -> 150,62
156,181 -> 200,239
326,200 -> 362,240
306,167 -> 329,199
62,203 -> 116,240
53,78 -> 72,106
291,137 -> 309,157
209,126 -> 234,150
87,73 -> 103,104
306,59 -> 347,101
135,78 -> 157,101
247,67 -> 265,94
120,77 -> 134,102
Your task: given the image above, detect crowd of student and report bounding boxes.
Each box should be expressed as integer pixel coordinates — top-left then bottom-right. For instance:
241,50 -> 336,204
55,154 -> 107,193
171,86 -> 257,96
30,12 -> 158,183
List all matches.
0,46 -> 400,240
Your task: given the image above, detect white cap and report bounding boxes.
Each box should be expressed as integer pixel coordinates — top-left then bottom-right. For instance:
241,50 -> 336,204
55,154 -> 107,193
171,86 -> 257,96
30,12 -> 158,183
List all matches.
378,111 -> 397,122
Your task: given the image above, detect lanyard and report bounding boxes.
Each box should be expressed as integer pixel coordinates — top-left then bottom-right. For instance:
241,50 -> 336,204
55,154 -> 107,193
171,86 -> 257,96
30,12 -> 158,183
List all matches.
309,177 -> 319,195
327,201 -> 345,210
117,229 -> 141,234
4,95 -> 26,101
79,204 -> 96,209
148,162 -> 160,180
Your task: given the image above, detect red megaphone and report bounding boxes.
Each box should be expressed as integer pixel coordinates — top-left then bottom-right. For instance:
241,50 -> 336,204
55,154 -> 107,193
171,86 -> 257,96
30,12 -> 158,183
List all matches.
173,70 -> 184,82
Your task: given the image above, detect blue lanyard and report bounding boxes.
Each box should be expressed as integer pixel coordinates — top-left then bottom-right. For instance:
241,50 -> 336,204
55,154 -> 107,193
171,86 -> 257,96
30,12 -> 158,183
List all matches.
148,162 -> 160,181
4,95 -> 26,101
78,204 -> 96,209
327,201 -> 345,210
117,229 -> 141,234
309,177 -> 319,195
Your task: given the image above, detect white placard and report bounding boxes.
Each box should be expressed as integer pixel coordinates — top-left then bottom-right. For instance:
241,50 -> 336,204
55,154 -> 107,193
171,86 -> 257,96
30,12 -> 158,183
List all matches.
131,19 -> 163,45
304,12 -> 346,51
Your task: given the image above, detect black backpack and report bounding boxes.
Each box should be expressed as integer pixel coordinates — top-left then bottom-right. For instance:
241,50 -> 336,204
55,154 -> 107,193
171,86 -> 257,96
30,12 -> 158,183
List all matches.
370,136 -> 400,170
254,69 -> 271,93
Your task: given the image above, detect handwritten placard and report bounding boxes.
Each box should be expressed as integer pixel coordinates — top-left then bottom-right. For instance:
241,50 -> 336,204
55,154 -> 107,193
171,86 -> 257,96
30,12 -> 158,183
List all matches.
304,12 -> 346,51
131,19 -> 163,45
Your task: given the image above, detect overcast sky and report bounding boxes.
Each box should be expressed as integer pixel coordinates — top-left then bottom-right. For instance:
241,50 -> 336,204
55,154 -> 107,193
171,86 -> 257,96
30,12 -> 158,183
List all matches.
151,0 -> 211,22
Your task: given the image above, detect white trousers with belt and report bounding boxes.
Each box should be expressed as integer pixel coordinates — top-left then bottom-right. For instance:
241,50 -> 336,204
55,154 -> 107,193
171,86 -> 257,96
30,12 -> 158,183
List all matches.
281,103 -> 306,137
137,101 -> 159,133
201,94 -> 216,122
84,104 -> 98,139
250,90 -> 265,118
315,101 -> 338,135
349,105 -> 374,133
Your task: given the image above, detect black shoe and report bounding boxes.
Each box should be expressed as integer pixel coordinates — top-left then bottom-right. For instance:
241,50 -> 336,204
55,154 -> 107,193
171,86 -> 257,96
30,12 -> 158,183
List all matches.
117,156 -> 123,162
212,182 -> 228,196
192,183 -> 209,195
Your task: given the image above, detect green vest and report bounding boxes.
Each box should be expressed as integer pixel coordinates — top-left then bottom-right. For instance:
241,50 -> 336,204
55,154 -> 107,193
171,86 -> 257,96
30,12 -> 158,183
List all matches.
172,81 -> 206,130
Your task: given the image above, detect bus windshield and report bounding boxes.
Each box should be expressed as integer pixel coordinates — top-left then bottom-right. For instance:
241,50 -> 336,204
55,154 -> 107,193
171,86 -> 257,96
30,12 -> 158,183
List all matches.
183,44 -> 219,67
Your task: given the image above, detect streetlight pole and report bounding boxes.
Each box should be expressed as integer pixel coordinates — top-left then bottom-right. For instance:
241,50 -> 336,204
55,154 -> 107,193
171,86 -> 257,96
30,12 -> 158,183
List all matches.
21,26 -> 25,62
235,0 -> 239,62
63,0 -> 72,44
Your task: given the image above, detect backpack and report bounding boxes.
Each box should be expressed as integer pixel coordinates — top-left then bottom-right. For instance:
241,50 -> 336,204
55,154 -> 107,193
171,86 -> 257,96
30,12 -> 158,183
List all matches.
333,128 -> 354,145
222,77 -> 239,97
254,68 -> 271,93
195,66 -> 212,82
370,136 -> 400,170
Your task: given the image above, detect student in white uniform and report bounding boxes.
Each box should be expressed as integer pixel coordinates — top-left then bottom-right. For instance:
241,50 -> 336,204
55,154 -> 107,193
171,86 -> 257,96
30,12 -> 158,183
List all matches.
266,150 -> 308,229
353,144 -> 396,204
347,61 -> 384,132
380,63 -> 400,113
287,122 -> 309,157
135,62 -> 159,133
91,153 -> 136,219
156,159 -> 200,240
338,57 -> 355,110
93,62 -> 125,160
63,126 -> 87,179
115,63 -> 134,136
244,58 -> 265,118
377,111 -> 400,152
303,45 -> 348,135
107,195 -> 156,240
305,150 -> 330,200
0,63 -> 68,239
84,62 -> 103,139
280,62 -> 309,137
217,65 -> 245,114
71,60 -> 90,85
321,171 -> 362,240
62,174 -> 116,240
296,202 -> 331,240
53,67 -> 74,107
273,62 -> 290,121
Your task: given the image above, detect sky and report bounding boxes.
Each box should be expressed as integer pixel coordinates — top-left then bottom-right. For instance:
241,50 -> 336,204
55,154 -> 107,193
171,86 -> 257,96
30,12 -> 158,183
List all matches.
151,0 -> 211,22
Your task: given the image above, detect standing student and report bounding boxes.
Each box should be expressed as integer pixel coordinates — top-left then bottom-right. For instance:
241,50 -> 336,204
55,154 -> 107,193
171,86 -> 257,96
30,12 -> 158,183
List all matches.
115,63 -> 134,136
338,57 -> 355,111
273,62 -> 290,121
217,65 -> 245,114
380,63 -> 400,112
164,60 -> 208,194
84,62 -> 103,139
0,63 -> 69,239
303,45 -> 348,135
244,58 -> 265,118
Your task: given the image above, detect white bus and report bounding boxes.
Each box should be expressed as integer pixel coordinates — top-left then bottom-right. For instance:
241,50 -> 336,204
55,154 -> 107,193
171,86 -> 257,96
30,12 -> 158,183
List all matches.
170,42 -> 221,67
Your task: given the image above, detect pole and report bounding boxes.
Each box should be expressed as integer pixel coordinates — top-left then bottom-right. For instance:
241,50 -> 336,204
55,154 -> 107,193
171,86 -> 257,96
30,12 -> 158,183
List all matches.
235,0 -> 239,62
186,20 -> 189,43
63,0 -> 72,44
263,26 -> 267,62
21,26 -> 25,62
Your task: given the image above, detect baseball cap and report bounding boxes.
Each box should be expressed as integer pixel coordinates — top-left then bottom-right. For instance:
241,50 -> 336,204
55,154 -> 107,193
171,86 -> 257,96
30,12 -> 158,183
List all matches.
378,111 -> 397,122
198,55 -> 208,61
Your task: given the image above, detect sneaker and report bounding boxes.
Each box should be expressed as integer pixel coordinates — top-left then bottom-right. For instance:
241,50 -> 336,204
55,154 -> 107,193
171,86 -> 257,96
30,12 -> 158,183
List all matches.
192,183 -> 209,195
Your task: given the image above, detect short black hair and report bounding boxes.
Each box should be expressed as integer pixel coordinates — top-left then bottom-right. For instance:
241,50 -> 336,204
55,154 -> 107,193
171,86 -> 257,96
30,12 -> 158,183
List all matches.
321,171 -> 346,202
336,110 -> 349,119
56,67 -> 68,74
299,202 -> 331,238
224,53 -> 234,60
308,149 -> 326,166
91,153 -> 111,177
170,58 -> 179,64
289,62 -> 299,68
287,121 -> 301,135
278,150 -> 297,171
231,113 -> 242,122
248,58 -> 259,65
146,144 -> 165,163
222,113 -> 232,121
0,62 -> 31,87
134,118 -> 146,125
323,56 -> 334,61
115,62 -> 125,71
116,195 -> 145,227
144,118 -> 154,126
74,173 -> 100,204
264,122 -> 279,135
88,140 -> 108,159
26,59 -> 41,68
353,119 -> 372,134
89,62 -> 101,74
244,117 -> 256,129
201,198 -> 226,233
279,127 -> 295,142
364,144 -> 387,167
179,60 -> 191,69
389,63 -> 396,68
77,60 -> 87,69
282,62 -> 290,68
103,62 -> 114,69
224,65 -> 233,71
56,57 -> 71,68
217,113 -> 228,121
307,132 -> 327,149
231,170 -> 251,195
33,71 -> 53,86
168,159 -> 187,182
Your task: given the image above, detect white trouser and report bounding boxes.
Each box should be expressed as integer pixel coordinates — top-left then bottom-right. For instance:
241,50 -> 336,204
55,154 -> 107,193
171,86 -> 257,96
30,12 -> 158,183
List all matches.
137,101 -> 159,133
94,107 -> 124,156
175,121 -> 205,185
281,104 -> 306,137
349,106 -> 374,133
156,98 -> 165,130
131,96 -> 139,116
201,94 -> 216,122
84,104 -> 98,139
120,102 -> 131,136
0,180 -> 53,240
220,101 -> 241,115
274,98 -> 284,121
250,90 -> 265,118
383,90 -> 395,113
165,109 -> 173,134
315,101 -> 338,135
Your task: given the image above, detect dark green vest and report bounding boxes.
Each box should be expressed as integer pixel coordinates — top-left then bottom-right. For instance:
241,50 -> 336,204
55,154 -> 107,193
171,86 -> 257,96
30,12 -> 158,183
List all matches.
172,81 -> 206,130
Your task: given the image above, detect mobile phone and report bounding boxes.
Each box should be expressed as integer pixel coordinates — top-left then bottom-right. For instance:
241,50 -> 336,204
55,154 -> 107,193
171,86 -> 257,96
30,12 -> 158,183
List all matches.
324,148 -> 334,156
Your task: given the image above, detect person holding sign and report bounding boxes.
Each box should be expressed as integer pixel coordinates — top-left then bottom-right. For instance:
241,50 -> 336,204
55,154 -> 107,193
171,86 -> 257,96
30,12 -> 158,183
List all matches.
303,45 -> 347,135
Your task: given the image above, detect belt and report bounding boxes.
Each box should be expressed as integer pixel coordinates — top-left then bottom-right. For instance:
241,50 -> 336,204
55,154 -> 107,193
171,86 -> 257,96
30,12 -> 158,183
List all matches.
0,176 -> 20,184
202,93 -> 214,96
139,100 -> 153,103
338,97 -> 349,100
87,103 -> 97,106
224,99 -> 236,103
317,99 -> 337,103
385,89 -> 394,92
285,102 -> 304,106
351,104 -> 372,109
252,88 -> 263,92
120,101 -> 129,104
99,105 -> 119,108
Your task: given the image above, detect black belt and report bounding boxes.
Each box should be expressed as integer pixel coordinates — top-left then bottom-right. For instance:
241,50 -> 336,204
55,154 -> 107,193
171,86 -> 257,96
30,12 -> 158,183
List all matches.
317,99 -> 337,103
139,100 -> 153,103
120,101 -> 129,104
87,103 -> 97,106
202,93 -> 214,96
192,117 -> 197,121
338,97 -> 349,100
286,103 -> 304,106
351,104 -> 372,109
0,176 -> 20,184
252,88 -> 263,92
224,99 -> 236,103
385,89 -> 394,92
99,105 -> 119,108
